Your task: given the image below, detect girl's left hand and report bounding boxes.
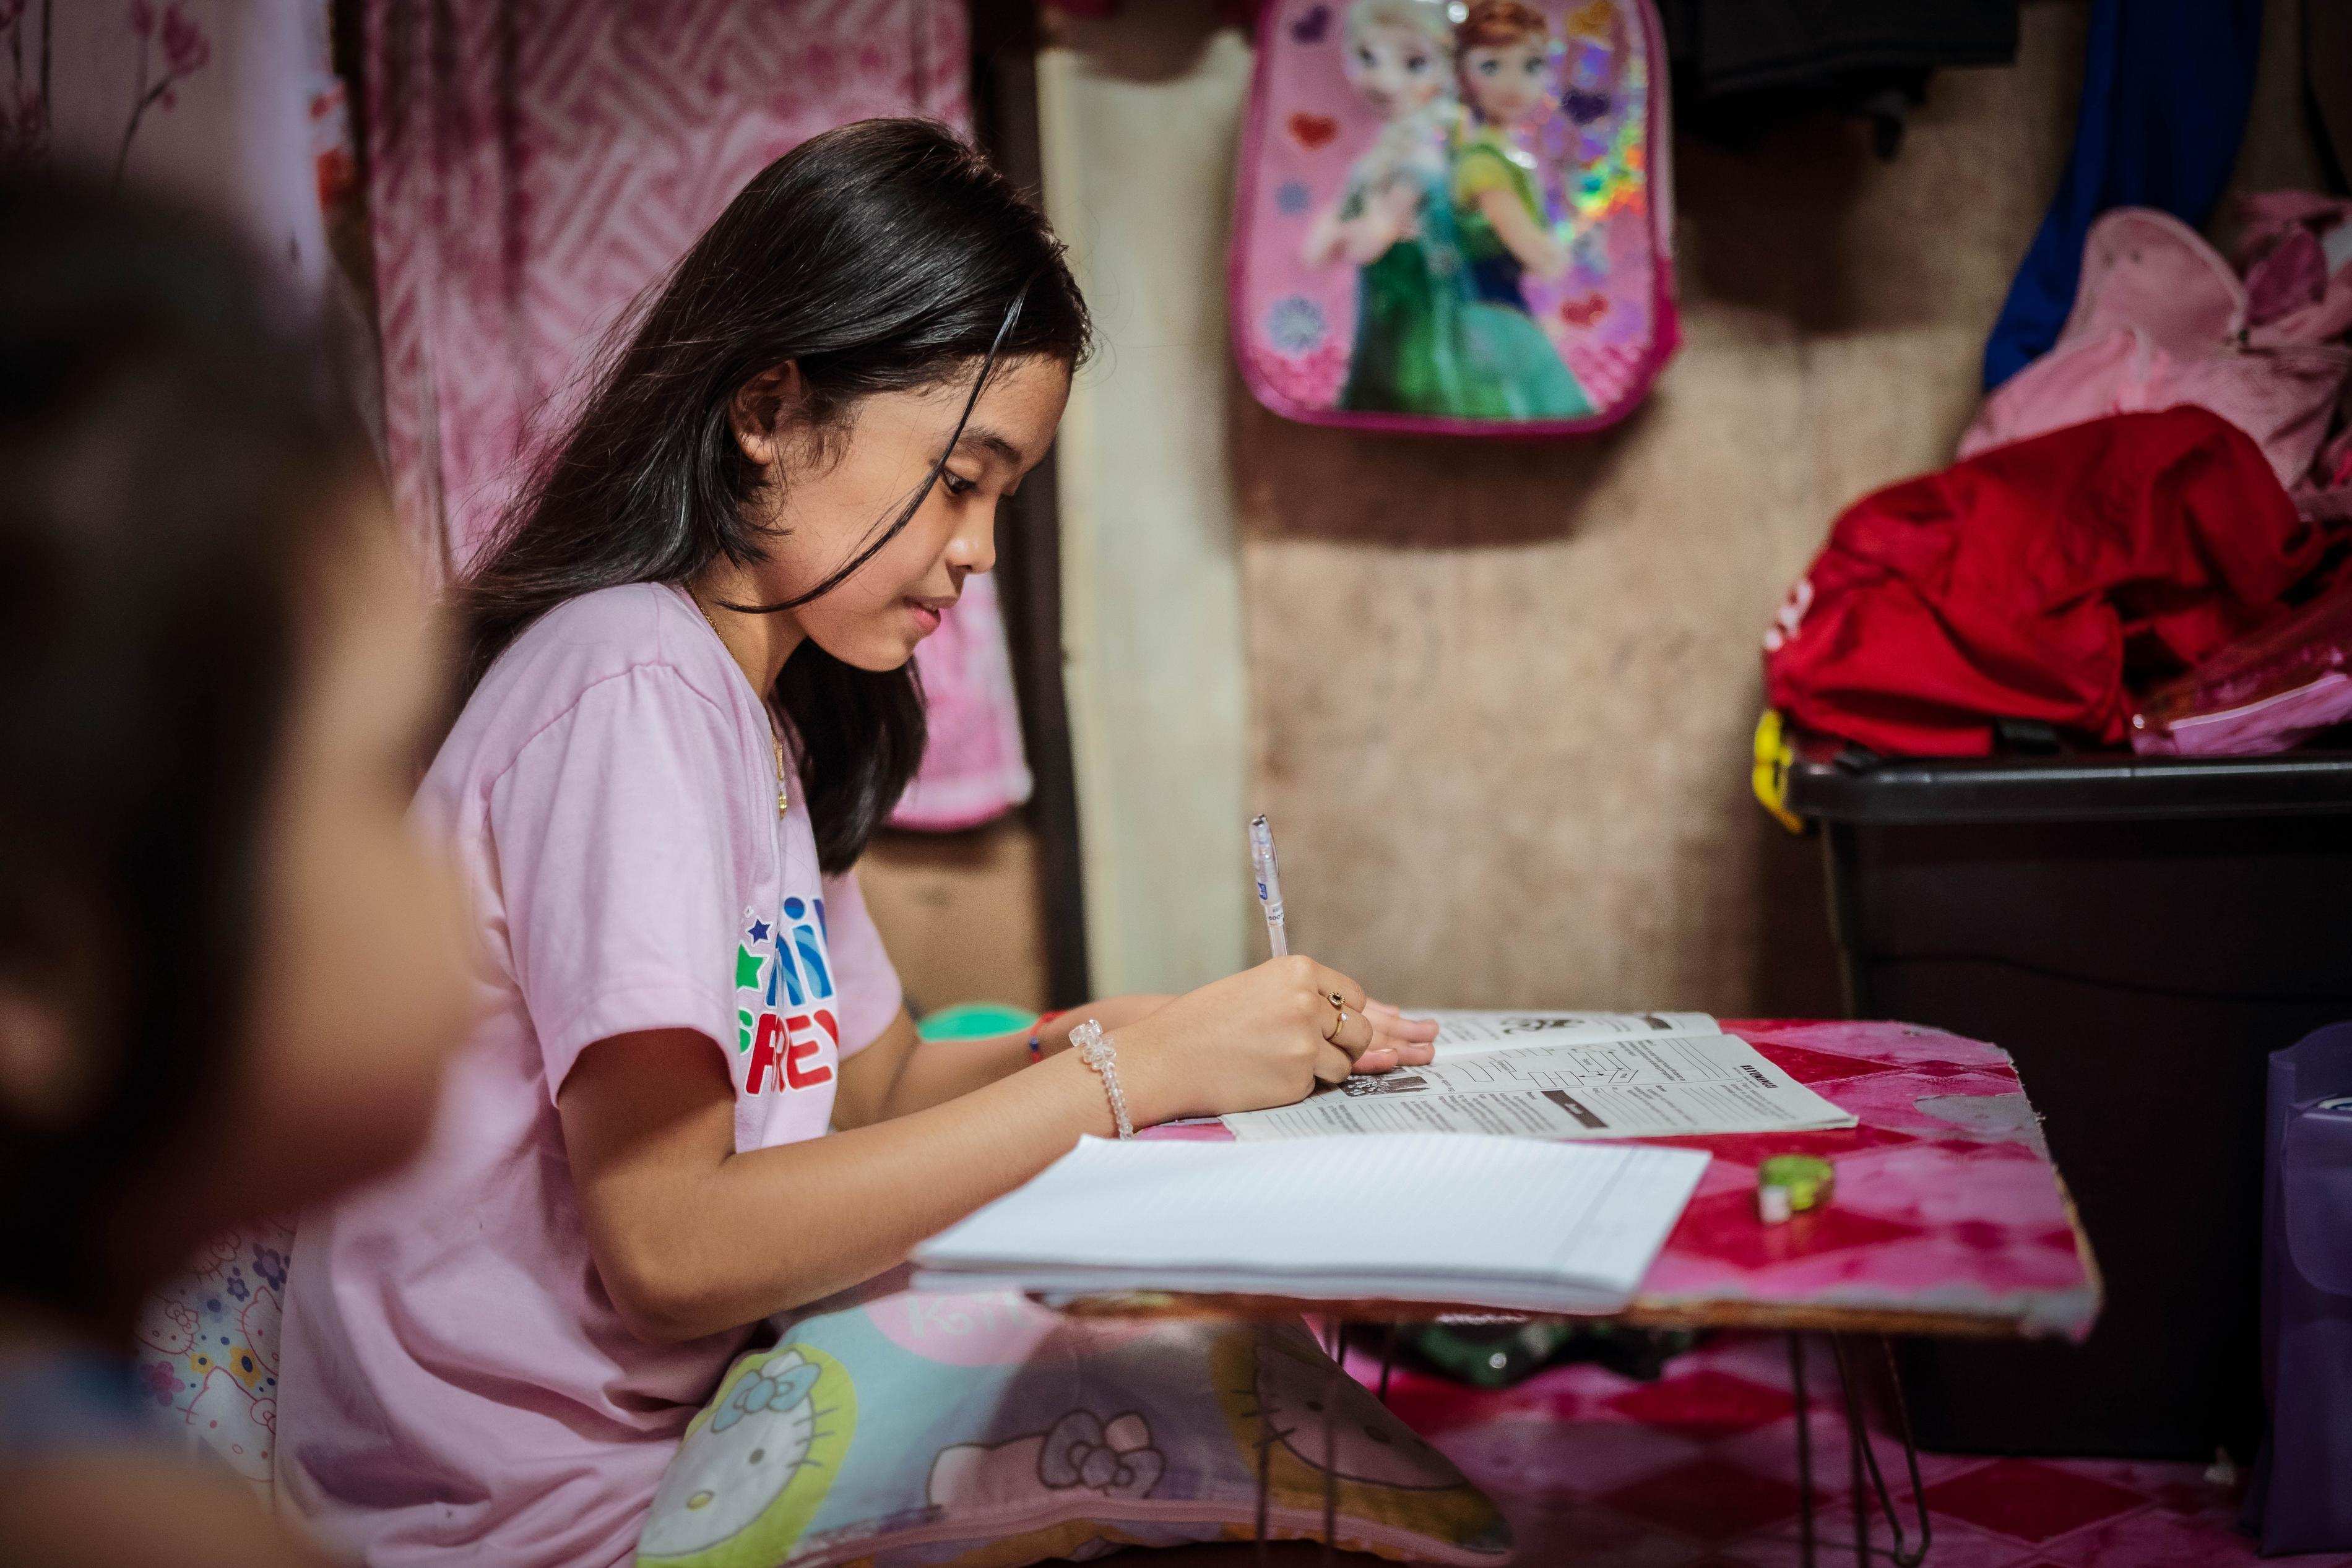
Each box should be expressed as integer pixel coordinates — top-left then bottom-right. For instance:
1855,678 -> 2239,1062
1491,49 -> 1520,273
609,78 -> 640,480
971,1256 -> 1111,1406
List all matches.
1355,1000 -> 1438,1074
1062,993 -> 1437,1076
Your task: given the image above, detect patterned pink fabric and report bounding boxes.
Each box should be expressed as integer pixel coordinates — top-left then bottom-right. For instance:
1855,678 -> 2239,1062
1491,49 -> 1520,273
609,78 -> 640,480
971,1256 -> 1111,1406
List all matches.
1156,1019 -> 2100,1339
363,0 -> 1034,830
1637,1020 -> 2096,1337
1372,1332 -> 2328,1565
133,1220 -> 295,1500
1958,207 -> 2352,499
0,3 -> 348,317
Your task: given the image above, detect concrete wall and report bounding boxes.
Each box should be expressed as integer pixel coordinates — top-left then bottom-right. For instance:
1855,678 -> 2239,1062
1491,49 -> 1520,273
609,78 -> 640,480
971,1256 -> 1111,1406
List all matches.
1037,16 -> 1261,996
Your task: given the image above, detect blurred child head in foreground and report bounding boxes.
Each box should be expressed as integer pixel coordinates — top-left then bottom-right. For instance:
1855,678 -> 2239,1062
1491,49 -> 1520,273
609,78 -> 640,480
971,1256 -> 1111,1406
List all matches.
0,168 -> 471,1564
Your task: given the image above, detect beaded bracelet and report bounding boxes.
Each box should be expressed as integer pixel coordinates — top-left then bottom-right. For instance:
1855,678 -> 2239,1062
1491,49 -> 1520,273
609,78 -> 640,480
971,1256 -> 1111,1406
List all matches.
1068,1018 -> 1133,1139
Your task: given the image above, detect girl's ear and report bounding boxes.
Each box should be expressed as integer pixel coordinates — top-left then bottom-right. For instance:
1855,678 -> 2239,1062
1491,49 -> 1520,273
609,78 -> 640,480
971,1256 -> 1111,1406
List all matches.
0,981 -> 90,1129
730,361 -> 810,470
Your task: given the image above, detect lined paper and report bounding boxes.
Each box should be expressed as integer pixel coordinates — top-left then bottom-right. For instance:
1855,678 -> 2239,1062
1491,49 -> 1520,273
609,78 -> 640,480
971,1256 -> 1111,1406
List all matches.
913,1133 -> 1709,1314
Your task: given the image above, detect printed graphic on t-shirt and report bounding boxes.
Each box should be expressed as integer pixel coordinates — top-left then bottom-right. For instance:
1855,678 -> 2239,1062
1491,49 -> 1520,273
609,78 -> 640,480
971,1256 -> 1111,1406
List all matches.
733,897 -> 839,1097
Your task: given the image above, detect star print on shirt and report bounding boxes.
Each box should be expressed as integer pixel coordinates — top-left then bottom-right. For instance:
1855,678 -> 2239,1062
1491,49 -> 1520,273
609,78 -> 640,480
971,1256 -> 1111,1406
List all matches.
749,920 -> 771,944
735,945 -> 764,990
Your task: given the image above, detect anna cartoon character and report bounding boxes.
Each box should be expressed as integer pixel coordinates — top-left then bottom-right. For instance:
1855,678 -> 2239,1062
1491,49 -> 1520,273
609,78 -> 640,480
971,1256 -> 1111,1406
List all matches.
1445,0 -> 1592,417
1304,0 -> 1473,416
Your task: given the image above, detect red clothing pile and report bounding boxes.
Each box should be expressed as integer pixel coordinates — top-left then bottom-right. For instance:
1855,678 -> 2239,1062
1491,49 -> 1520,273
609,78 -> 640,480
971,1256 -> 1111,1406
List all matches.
1764,407 -> 2328,756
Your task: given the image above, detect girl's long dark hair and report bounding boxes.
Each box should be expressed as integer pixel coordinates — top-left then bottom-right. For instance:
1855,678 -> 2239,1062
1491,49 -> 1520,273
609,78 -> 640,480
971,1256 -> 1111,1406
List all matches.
460,119 -> 1090,872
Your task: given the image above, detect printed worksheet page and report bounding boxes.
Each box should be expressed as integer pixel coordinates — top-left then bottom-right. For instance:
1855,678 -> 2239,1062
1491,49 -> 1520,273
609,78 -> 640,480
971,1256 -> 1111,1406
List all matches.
1417,1010 -> 1720,1058
1222,1025 -> 1854,1142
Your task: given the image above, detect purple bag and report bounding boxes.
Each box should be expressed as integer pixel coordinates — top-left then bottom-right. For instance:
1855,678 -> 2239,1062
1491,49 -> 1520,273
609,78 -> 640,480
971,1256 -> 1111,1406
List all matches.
2249,1022 -> 2352,1554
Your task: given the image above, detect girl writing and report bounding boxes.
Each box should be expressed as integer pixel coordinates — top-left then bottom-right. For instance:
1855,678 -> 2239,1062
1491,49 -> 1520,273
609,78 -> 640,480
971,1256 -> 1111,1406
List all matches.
278,119 -> 1435,1566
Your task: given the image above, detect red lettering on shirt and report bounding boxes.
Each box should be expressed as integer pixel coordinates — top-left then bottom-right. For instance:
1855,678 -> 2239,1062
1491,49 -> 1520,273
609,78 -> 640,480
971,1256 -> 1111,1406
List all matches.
745,1013 -> 788,1095
783,1011 -> 834,1090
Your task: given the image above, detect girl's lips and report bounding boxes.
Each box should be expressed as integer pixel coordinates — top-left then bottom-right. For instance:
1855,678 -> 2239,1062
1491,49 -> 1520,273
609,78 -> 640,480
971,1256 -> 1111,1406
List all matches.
905,600 -> 945,635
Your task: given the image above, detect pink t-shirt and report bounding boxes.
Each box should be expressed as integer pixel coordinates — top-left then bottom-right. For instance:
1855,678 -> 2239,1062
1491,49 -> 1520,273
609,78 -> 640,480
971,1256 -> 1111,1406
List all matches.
277,584 -> 903,1567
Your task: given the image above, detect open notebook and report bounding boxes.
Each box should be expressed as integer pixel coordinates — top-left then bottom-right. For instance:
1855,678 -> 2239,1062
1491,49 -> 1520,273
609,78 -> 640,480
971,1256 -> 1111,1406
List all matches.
912,1133 -> 1710,1315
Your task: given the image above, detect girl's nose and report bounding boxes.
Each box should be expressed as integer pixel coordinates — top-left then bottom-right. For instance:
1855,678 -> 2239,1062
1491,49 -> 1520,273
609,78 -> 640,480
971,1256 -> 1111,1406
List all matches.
946,512 -> 997,576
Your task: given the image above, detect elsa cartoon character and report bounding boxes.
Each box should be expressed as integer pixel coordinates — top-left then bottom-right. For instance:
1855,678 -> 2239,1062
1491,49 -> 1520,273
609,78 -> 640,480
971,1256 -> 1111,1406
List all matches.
1302,0 -> 1472,416
1446,0 -> 1592,417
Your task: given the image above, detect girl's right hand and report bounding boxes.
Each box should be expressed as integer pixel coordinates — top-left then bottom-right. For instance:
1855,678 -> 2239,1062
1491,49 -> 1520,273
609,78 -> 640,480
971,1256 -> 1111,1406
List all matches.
1116,955 -> 1390,1124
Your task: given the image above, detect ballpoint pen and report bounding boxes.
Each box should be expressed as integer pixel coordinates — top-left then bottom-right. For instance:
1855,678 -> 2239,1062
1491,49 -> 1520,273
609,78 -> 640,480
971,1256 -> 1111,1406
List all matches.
1249,813 -> 1289,958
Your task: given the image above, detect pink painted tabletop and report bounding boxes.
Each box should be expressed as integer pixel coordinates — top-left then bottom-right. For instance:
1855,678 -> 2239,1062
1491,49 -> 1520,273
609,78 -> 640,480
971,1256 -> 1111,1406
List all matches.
1139,1020 -> 2101,1343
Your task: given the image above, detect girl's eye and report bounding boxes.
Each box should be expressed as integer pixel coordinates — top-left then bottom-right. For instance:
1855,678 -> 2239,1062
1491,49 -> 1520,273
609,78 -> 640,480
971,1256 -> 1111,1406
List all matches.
1479,59 -> 1499,75
1356,45 -> 1375,67
941,472 -> 978,499
1525,58 -> 1544,77
1406,54 -> 1427,73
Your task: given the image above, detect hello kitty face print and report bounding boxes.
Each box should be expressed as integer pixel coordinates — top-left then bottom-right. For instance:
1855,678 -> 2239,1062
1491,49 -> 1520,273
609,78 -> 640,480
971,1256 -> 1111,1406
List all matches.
635,1345 -> 855,1566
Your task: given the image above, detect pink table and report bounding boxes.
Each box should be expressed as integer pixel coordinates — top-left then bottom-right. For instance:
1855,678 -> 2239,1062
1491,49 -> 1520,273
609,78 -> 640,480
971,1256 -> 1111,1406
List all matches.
1128,1019 -> 2101,1566
1617,1018 -> 2098,1339
1143,1019 -> 2100,1340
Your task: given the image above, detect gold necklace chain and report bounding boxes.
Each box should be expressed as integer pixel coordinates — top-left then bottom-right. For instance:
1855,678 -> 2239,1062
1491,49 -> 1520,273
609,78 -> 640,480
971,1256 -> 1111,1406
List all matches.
690,592 -> 790,819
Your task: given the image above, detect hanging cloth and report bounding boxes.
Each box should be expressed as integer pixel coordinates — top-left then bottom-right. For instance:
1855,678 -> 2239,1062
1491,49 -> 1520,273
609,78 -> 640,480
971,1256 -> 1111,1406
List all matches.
362,0 -> 1036,832
1981,0 -> 2263,390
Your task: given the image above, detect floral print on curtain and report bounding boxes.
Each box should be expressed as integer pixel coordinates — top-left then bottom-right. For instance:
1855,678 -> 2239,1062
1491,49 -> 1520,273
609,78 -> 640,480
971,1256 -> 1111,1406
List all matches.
0,1 -> 351,321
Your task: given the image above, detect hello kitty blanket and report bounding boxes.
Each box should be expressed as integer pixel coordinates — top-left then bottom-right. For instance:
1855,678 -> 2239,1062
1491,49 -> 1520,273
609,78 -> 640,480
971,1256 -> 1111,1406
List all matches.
633,1286 -> 1508,1567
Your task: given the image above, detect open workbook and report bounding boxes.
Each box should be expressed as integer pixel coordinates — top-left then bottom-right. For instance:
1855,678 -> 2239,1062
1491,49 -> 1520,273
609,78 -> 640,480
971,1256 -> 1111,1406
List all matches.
1221,1011 -> 1858,1142
912,1133 -> 1711,1314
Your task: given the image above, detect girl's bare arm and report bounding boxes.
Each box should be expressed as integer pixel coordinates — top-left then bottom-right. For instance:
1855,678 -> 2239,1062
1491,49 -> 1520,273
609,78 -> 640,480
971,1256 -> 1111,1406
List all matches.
829,996 -> 1175,1129
556,957 -> 1423,1342
559,1027 -> 1123,1341
1476,187 -> 1566,280
831,991 -> 1437,1129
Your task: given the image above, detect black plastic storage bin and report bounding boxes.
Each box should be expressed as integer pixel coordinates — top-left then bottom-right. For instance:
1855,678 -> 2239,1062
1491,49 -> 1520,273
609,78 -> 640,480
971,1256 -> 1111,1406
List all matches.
1784,743 -> 2352,1460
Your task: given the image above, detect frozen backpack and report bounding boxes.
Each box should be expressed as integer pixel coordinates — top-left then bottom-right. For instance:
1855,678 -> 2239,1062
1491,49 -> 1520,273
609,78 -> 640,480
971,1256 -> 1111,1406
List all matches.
1231,0 -> 1677,436
1960,198 -> 2352,507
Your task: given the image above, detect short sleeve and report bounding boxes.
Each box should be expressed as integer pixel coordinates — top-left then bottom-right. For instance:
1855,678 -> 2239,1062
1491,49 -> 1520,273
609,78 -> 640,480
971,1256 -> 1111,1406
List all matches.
485,666 -> 746,1100
1453,145 -> 1515,204
818,868 -> 902,1059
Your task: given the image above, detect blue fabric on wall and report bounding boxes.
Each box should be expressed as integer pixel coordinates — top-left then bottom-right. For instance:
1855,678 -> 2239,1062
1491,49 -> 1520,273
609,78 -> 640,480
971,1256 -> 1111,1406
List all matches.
1981,0 -> 2263,390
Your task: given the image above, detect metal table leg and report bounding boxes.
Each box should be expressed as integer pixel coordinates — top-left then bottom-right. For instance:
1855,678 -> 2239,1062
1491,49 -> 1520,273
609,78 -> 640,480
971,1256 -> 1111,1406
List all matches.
1831,1333 -> 1932,1567
1322,1340 -> 1341,1563
1846,1339 -> 1870,1568
1790,1332 -> 1817,1568
1255,1324 -> 1274,1564
1254,1322 -> 1352,1562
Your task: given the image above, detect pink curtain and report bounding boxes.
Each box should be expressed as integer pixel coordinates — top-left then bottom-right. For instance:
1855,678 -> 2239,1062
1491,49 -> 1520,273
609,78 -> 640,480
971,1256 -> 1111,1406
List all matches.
365,0 -> 1032,830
